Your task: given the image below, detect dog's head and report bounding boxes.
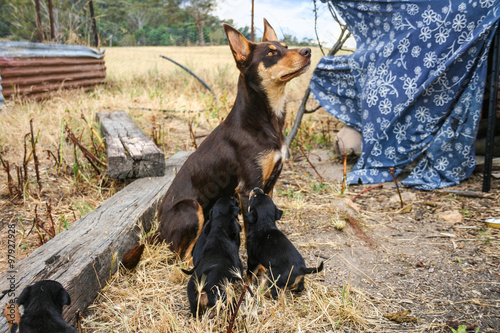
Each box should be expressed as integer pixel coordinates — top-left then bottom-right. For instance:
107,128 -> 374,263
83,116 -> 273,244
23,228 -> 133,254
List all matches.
17,280 -> 71,313
223,19 -> 311,114
245,187 -> 283,226
205,197 -> 242,243
209,196 -> 240,221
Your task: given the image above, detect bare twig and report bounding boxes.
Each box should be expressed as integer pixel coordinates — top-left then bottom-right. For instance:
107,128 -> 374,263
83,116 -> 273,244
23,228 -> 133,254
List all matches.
187,120 -> 198,150
298,144 -> 323,183
227,282 -> 250,333
352,184 -> 383,202
45,200 -> 56,238
389,167 -> 404,208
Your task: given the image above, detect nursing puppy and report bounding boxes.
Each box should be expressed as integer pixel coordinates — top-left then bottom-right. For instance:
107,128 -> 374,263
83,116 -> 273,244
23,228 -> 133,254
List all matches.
245,188 -> 323,298
15,280 -> 77,333
190,197 -> 241,267
183,197 -> 243,316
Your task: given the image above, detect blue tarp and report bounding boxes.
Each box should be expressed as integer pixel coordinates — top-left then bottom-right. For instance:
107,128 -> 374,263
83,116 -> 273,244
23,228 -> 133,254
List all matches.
310,0 -> 500,190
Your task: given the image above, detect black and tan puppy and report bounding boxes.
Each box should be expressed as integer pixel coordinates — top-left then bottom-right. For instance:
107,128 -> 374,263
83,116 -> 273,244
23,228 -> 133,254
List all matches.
245,188 -> 323,298
183,197 -> 243,316
123,19 -> 311,266
14,280 -> 77,333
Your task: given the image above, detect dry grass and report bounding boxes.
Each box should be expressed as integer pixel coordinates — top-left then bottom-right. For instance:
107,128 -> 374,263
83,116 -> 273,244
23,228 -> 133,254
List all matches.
83,240 -> 376,333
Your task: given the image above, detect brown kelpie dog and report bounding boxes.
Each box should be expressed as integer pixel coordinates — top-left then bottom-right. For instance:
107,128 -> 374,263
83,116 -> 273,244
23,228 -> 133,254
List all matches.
245,188 -> 323,299
123,19 -> 311,267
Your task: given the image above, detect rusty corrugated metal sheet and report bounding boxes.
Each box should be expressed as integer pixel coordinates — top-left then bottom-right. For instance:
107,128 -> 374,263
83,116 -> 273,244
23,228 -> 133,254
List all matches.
0,41 -> 105,106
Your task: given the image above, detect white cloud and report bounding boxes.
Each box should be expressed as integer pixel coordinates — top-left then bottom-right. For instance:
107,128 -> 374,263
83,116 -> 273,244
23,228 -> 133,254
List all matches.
214,0 -> 356,48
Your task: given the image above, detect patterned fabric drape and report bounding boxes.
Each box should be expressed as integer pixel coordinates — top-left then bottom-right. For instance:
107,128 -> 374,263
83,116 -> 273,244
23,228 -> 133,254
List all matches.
310,0 -> 500,190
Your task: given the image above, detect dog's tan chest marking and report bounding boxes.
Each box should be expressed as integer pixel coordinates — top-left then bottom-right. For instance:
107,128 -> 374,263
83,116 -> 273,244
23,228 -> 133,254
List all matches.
259,149 -> 282,185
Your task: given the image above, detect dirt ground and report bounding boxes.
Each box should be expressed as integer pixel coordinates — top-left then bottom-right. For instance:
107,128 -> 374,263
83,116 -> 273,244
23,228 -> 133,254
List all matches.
273,150 -> 500,332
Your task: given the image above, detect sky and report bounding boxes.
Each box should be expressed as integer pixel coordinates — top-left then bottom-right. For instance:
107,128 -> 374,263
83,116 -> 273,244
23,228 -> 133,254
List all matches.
214,0 -> 356,48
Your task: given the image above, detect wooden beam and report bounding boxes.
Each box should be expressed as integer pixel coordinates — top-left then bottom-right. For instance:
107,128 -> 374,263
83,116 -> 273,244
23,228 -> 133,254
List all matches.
0,152 -> 190,330
97,111 -> 165,179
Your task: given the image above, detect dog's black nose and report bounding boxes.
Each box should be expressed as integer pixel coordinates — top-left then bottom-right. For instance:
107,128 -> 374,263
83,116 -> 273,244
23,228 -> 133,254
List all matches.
300,48 -> 311,57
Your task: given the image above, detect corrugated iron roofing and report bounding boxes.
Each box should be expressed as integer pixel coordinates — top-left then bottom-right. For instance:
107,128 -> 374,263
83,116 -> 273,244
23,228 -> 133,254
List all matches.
0,41 -> 106,107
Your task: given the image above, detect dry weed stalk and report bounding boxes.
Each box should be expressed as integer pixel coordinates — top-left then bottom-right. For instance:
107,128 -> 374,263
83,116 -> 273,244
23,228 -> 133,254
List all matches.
65,124 -> 106,174
0,154 -> 16,197
389,167 -> 404,208
29,119 -> 42,192
298,143 -> 324,183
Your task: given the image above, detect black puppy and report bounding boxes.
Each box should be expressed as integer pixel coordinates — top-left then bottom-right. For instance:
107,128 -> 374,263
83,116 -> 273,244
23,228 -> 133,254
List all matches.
183,197 -> 243,316
15,280 -> 77,333
190,196 -> 241,267
245,188 -> 323,298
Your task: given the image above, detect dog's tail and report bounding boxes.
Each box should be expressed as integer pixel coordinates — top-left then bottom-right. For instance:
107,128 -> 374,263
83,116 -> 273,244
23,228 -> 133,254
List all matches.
302,261 -> 324,275
122,231 -> 163,270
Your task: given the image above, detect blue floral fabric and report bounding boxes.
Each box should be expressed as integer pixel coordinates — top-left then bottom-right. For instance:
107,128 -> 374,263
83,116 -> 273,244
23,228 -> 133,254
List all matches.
310,0 -> 500,190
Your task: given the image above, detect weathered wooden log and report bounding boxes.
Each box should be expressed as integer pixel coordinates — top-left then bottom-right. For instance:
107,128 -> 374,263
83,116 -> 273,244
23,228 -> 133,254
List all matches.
0,152 -> 190,330
97,111 -> 165,179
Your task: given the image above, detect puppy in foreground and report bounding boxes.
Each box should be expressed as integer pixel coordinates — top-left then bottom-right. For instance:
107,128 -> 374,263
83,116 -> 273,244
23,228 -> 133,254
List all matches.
182,197 -> 244,316
14,280 -> 77,333
123,19 -> 311,268
245,188 -> 323,298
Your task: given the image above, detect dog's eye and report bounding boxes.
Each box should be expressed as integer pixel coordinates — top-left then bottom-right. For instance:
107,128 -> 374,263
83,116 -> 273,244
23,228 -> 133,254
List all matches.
267,50 -> 276,56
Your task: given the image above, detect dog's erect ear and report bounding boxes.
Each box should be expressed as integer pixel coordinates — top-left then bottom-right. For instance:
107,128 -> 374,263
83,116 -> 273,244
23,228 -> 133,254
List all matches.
275,208 -> 283,221
262,18 -> 279,42
17,285 -> 30,306
223,23 -> 252,63
245,209 -> 258,224
58,288 -> 71,306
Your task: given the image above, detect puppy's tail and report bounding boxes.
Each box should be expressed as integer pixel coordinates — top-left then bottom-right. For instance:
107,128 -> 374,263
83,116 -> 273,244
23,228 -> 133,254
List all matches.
302,261 -> 324,275
122,231 -> 163,270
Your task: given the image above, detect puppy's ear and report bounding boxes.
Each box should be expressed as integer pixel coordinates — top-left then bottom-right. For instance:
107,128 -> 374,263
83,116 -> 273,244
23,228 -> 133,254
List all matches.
58,288 -> 71,306
245,209 -> 258,224
223,23 -> 253,64
209,206 -> 214,221
231,205 -> 240,217
203,219 -> 212,235
262,18 -> 279,42
275,208 -> 283,221
17,285 -> 31,306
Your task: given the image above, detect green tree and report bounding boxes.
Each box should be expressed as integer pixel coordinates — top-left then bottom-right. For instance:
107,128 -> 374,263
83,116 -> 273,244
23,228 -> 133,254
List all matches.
182,0 -> 215,46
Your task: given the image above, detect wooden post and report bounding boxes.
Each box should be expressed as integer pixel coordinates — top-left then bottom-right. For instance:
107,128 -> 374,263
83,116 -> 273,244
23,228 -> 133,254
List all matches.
250,0 -> 255,42
0,152 -> 190,331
